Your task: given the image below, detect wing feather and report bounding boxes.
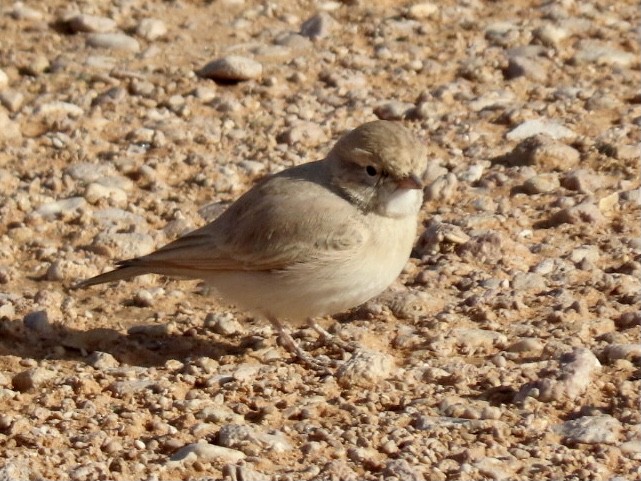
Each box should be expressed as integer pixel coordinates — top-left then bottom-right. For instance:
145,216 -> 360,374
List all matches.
123,163 -> 367,275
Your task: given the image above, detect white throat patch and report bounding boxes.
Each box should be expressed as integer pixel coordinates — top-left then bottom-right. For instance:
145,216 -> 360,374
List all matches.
379,188 -> 422,218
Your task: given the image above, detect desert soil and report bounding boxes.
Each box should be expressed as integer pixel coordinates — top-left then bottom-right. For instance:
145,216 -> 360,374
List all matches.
0,0 -> 639,480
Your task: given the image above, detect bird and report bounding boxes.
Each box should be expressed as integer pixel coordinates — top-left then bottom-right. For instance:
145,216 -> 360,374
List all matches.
77,120 -> 427,369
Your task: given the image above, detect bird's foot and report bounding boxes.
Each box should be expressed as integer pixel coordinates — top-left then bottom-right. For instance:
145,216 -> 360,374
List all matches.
307,318 -> 357,353
268,317 -> 333,375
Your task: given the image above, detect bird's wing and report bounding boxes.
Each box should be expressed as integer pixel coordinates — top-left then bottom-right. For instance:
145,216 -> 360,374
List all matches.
127,166 -> 368,274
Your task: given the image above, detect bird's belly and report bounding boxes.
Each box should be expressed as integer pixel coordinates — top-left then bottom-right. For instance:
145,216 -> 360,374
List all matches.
206,216 -> 416,321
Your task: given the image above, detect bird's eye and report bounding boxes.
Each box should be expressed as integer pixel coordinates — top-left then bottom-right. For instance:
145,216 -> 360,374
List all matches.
365,165 -> 378,177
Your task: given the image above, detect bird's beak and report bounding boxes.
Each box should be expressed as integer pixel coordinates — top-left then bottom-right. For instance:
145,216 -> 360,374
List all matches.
396,173 -> 423,190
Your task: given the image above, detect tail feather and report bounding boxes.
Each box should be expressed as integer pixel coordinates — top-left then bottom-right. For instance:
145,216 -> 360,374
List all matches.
74,260 -> 150,289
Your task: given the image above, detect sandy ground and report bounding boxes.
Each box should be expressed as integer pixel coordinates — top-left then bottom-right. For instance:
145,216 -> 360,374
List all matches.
0,0 -> 639,479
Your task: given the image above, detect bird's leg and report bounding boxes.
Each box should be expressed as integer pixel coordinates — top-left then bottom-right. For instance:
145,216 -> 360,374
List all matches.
307,318 -> 356,352
267,317 -> 331,373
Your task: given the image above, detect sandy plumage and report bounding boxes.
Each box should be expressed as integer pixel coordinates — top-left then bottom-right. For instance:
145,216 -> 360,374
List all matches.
78,120 -> 427,358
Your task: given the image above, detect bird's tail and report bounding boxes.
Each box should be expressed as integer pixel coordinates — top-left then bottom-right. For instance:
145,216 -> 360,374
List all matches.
74,259 -> 151,289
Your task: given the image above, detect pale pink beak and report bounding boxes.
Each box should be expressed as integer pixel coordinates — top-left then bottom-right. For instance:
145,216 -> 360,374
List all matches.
396,174 -> 423,190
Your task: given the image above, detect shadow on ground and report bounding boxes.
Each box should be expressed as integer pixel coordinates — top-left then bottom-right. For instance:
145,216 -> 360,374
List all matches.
0,316 -> 254,367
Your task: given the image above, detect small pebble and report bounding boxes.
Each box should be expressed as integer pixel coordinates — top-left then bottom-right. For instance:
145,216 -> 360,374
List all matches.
406,2 -> 438,19
87,33 -> 141,52
67,14 -> 116,33
336,349 -> 394,388
0,90 -> 24,112
87,351 -> 120,369
300,12 -> 336,40
169,442 -> 245,464
522,174 -> 560,194
35,197 -> 87,219
136,18 -> 167,40
374,101 -> 414,120
198,56 -> 262,81
277,122 -> 326,146
23,311 -> 50,333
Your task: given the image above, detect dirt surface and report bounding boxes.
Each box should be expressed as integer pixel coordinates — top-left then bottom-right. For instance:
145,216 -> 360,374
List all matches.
0,0 -> 640,480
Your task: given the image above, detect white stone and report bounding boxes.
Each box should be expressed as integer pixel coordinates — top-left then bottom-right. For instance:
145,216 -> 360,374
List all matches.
68,14 -> 117,33
84,183 -> 127,206
170,442 -> 245,463
87,33 -> 140,52
35,197 -> 87,218
336,349 -> 394,388
507,119 -> 576,141
34,101 -> 84,118
136,19 -> 167,40
407,3 -> 438,19
557,415 -> 621,445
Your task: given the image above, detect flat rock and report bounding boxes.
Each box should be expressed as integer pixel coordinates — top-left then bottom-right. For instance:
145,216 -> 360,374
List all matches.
10,3 -> 44,20
533,24 -> 569,47
87,351 -> 120,370
522,173 -> 560,194
561,169 -> 606,194
475,456 -> 515,481
93,208 -> 147,228
35,197 -> 87,218
87,33 -> 140,52
516,348 -> 601,402
33,101 -> 83,117
12,368 -> 57,392
451,328 -> 506,349
573,41 -> 637,67
382,459 -> 425,481
66,162 -> 116,182
336,349 -> 394,388
170,442 -> 245,463
504,56 -> 548,82
569,245 -> 600,264
507,337 -> 543,353
107,380 -> 154,396
277,121 -> 326,146
374,100 -> 414,120
557,415 -> 621,445
548,202 -> 605,226
498,135 -> 580,169
406,3 -> 438,19
84,183 -> 127,206
511,272 -> 547,292
603,344 -> 641,362
506,119 -> 576,141
90,231 -> 155,258
198,56 -> 262,81
218,424 -> 292,453
67,14 -> 117,33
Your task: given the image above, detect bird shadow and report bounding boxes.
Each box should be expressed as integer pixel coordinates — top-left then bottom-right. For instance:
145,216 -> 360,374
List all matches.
0,316 -> 257,368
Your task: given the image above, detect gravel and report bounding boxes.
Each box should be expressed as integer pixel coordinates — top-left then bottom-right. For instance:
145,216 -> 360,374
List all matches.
0,0 -> 638,479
